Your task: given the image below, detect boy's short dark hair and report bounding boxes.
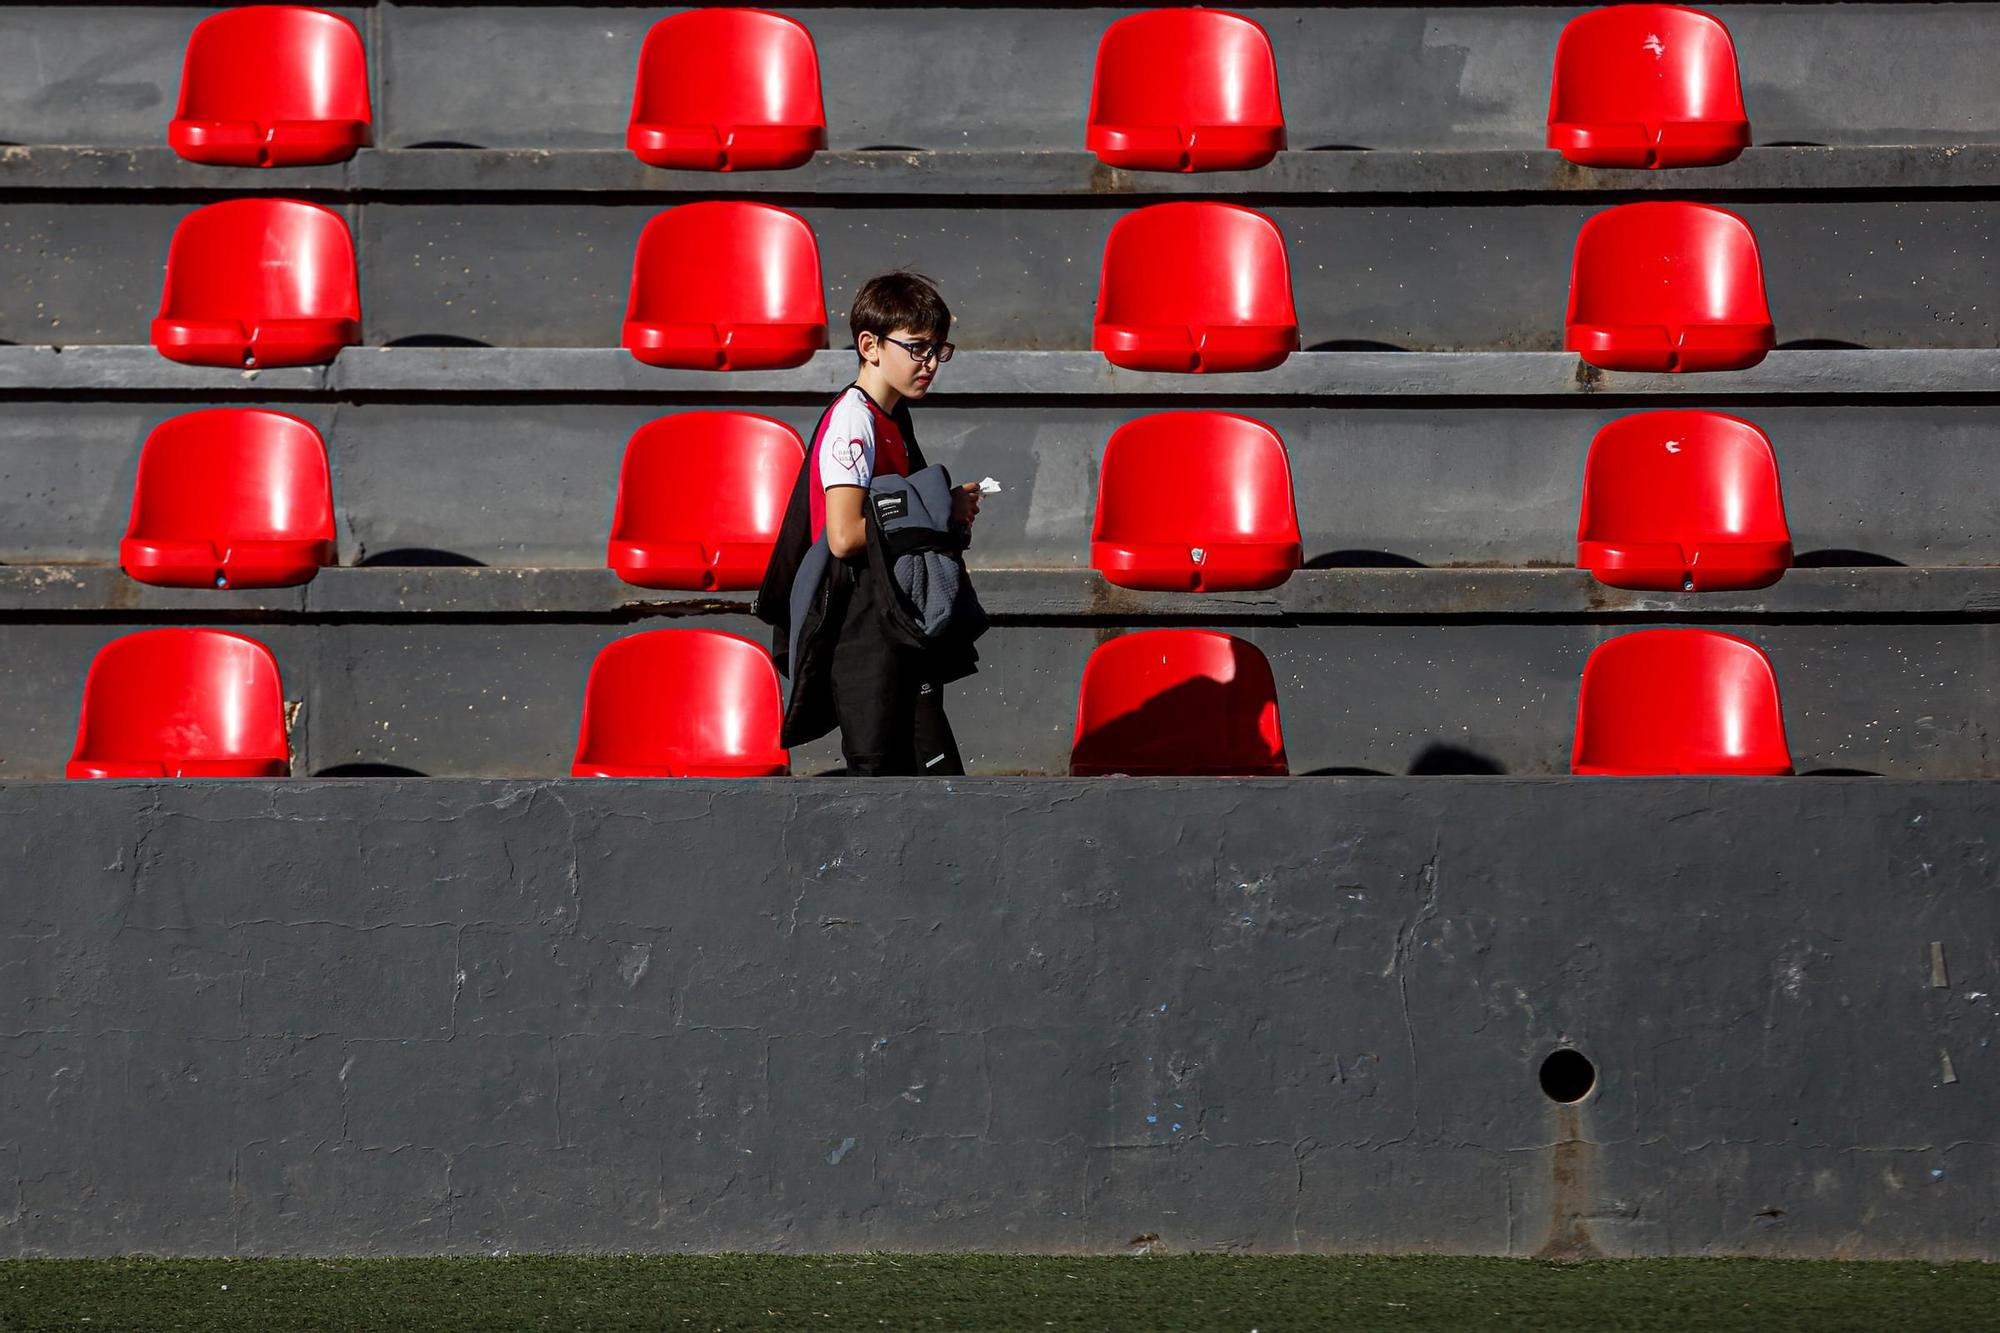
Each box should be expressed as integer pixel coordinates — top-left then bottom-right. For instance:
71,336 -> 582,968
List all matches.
850,271 -> 951,350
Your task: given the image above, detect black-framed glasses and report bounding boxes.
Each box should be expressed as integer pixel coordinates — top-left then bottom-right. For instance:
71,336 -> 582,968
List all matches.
879,334 -> 955,364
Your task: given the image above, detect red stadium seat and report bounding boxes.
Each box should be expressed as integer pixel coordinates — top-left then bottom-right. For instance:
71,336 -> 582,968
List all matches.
1094,203 -> 1299,373
1571,628 -> 1792,776
1547,5 -> 1750,169
151,199 -> 361,368
121,409 -> 336,589
1091,411 -> 1302,591
628,9 -> 827,171
1071,630 -> 1288,776
608,412 -> 805,590
572,630 -> 790,778
66,629 -> 291,779
1565,202 -> 1774,373
169,6 -> 373,167
1577,411 -> 1792,592
1087,9 -> 1286,173
622,202 -> 828,371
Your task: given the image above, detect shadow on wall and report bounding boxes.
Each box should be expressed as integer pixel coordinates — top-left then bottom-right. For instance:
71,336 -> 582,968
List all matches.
1305,550 -> 1426,569
383,335 -> 495,349
357,549 -> 486,567
1281,745 -> 1509,778
314,763 -> 430,777
1407,742 -> 1506,776
1793,549 -> 1906,567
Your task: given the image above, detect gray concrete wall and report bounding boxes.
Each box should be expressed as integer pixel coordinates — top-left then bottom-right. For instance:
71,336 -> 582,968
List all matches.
3,199 -> 1995,351
5,401 -> 1998,570
4,6 -> 1998,150
0,777 -> 1992,1257
3,617 -> 1996,779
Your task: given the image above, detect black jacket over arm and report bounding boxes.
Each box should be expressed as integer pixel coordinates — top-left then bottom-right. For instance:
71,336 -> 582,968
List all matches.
752,388 -> 926,665
756,390 -> 971,749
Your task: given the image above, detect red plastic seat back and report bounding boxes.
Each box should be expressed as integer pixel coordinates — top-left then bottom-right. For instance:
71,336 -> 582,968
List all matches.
628,9 -> 827,171
1091,412 -> 1302,591
1572,628 -> 1792,775
1577,411 -> 1792,591
123,409 -> 336,589
1094,203 -> 1299,373
1548,5 -> 1749,168
153,198 -> 362,367
572,630 -> 790,777
1565,202 -> 1773,372
622,202 -> 829,370
608,412 -> 806,590
67,629 -> 290,779
1088,9 -> 1286,172
170,6 -> 373,166
1071,629 -> 1287,776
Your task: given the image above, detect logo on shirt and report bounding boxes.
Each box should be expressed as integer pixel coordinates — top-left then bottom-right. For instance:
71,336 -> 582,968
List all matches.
833,437 -> 867,472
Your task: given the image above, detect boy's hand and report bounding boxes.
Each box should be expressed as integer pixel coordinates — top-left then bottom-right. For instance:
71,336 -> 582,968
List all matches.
951,481 -> 982,528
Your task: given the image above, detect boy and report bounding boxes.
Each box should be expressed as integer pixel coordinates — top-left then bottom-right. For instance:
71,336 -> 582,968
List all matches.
759,272 -> 982,775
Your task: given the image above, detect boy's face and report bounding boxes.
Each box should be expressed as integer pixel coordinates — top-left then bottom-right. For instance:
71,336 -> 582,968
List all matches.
863,324 -> 948,401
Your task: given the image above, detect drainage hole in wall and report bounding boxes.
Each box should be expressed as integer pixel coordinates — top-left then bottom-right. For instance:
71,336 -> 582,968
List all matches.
1539,1048 -> 1596,1103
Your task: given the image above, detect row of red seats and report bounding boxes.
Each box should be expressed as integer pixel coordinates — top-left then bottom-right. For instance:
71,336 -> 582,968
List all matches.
1079,627 -> 1798,777
64,626 -> 1792,781
110,407 -> 1795,596
168,5 -> 1751,173
148,196 -> 1778,374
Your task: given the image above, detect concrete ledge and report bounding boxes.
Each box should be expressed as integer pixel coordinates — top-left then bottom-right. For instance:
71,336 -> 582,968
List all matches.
3,146 -> 1996,196
1,777 -> 1993,1256
5,347 -> 1999,400
4,565 -> 1996,620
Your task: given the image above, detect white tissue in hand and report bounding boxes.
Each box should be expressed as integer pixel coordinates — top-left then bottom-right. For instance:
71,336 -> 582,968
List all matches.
978,477 -> 1003,495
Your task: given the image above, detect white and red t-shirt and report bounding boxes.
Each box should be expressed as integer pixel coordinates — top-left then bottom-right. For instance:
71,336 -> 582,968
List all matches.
808,386 -> 911,543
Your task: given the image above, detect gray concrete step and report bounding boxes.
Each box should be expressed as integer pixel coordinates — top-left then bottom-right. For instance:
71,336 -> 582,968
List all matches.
5,145 -> 1995,196
3,347 -> 1997,399
5,565 -> 1996,620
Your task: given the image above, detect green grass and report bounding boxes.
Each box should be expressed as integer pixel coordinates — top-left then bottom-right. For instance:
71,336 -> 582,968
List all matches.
0,1255 -> 1993,1332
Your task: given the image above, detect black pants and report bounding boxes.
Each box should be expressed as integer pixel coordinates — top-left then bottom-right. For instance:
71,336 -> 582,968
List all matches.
827,573 -> 965,776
